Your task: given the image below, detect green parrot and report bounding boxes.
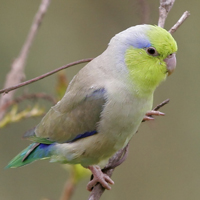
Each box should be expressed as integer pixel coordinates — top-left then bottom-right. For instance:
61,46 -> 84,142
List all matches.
7,24 -> 177,191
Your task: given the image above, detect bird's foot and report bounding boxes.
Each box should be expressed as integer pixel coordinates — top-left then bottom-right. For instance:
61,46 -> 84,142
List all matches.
87,165 -> 114,191
143,110 -> 165,121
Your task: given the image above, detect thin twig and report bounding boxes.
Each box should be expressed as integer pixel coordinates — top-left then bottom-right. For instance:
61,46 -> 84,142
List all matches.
0,0 -> 51,120
169,11 -> 190,34
158,0 -> 175,28
153,99 -> 170,111
0,58 -> 92,95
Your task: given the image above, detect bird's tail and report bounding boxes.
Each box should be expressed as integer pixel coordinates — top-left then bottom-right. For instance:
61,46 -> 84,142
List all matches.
6,143 -> 53,168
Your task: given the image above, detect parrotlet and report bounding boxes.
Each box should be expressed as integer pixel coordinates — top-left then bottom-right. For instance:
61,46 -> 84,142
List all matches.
7,25 -> 177,191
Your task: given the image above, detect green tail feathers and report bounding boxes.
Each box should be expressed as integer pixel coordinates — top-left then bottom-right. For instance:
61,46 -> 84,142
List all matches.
6,143 -> 52,168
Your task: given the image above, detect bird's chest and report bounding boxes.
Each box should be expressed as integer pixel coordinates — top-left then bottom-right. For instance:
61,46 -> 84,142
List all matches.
99,91 -> 152,151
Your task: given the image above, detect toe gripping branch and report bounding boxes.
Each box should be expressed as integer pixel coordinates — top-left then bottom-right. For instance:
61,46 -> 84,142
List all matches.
142,99 -> 170,122
89,143 -> 129,190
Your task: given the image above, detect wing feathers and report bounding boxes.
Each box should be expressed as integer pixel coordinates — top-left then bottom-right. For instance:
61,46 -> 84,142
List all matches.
30,88 -> 107,143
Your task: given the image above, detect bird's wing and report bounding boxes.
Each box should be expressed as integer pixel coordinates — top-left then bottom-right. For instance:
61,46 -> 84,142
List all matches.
24,87 -> 107,144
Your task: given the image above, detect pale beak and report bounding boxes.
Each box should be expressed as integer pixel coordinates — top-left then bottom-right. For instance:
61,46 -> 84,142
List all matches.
164,53 -> 176,76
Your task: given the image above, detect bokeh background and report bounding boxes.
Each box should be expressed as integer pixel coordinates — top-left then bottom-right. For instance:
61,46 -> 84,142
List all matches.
0,0 -> 199,199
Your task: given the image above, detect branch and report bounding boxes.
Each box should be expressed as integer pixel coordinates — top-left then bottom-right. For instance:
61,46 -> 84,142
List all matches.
0,58 -> 92,95
153,99 -> 169,111
0,0 -> 51,120
169,11 -> 190,34
158,0 -> 175,28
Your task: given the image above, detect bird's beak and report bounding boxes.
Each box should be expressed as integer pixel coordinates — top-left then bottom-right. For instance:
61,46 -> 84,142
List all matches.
164,53 -> 176,76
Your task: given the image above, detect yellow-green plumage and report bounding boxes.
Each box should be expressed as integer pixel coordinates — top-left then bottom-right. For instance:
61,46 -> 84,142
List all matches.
147,25 -> 177,59
125,25 -> 177,96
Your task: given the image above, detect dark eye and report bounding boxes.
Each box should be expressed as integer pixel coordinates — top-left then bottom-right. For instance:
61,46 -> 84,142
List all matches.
146,47 -> 159,56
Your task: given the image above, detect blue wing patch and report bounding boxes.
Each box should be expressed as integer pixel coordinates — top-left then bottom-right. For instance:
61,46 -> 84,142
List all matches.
67,130 -> 98,143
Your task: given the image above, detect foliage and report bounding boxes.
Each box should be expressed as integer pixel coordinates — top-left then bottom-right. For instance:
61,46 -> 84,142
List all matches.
0,104 -> 45,128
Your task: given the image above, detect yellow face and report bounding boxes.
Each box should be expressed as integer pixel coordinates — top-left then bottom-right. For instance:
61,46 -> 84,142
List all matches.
125,26 -> 177,97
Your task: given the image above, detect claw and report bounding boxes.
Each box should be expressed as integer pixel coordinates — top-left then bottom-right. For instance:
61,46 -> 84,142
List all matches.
146,110 -> 165,116
87,165 -> 114,191
143,110 -> 165,122
143,116 -> 155,121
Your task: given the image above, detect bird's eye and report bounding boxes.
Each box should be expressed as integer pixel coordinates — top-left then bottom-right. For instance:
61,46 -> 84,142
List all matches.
146,47 -> 159,56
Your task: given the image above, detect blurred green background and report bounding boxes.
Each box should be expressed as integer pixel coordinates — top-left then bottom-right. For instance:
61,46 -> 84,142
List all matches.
0,0 -> 199,199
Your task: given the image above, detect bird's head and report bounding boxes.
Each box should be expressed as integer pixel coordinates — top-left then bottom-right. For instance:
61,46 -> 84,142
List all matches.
109,25 -> 177,96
